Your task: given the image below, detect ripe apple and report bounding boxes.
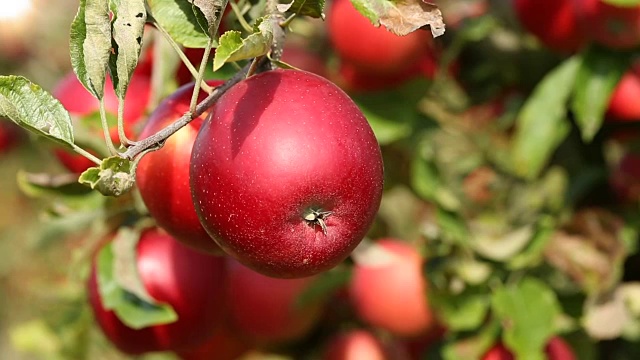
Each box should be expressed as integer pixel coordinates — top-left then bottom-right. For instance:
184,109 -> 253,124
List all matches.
281,44 -> 328,78
87,228 -> 226,354
190,69 -> 384,278
224,258 -> 324,345
583,1 -> 640,49
176,321 -> 249,360
136,80 -> 223,255
513,0 -> 587,53
322,330 -> 411,360
609,152 -> 640,203
349,239 -> 436,337
607,64 -> 640,122
482,337 -> 575,360
52,69 -> 151,172
326,0 -> 432,76
0,121 -> 21,155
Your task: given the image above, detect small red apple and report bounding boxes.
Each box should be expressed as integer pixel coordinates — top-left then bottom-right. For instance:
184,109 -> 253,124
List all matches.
323,330 -> 411,360
136,80 -> 223,254
88,228 -> 226,354
0,121 -> 21,155
349,239 -> 436,337
607,63 -> 640,122
190,69 -> 384,278
327,0 -> 432,76
513,0 -> 587,53
52,69 -> 151,172
224,258 -> 324,345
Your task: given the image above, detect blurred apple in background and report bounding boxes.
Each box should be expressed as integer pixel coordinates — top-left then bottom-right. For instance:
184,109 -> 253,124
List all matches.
224,258 -> 325,346
349,239 -> 437,338
323,329 -> 411,360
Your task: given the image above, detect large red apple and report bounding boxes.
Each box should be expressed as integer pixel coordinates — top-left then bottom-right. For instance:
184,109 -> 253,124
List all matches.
482,337 -> 575,360
583,1 -> 640,49
323,330 -> 411,360
349,239 -> 436,337
327,0 -> 432,76
87,228 -> 226,354
190,69 -> 384,278
224,258 -> 324,345
513,0 -> 587,53
52,69 -> 151,172
136,80 -> 223,254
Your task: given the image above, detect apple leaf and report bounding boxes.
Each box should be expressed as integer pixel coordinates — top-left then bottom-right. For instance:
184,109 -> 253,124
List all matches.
510,55 -> 579,179
470,218 -> 533,262
508,216 -> 555,269
70,0 -> 111,99
109,0 -> 147,99
277,0 -> 325,18
78,156 -> 135,197
191,0 -> 228,36
0,76 -> 74,146
491,277 -> 562,360
601,0 -> 640,6
350,0 -> 445,37
17,171 -> 93,198
583,289 -> 631,340
213,19 -> 273,71
97,228 -> 178,329
572,46 -> 630,142
149,0 -> 211,47
431,289 -> 490,331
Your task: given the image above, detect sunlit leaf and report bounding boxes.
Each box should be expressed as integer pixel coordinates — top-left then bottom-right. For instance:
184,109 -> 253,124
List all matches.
109,0 -> 147,99
79,156 -> 135,197
350,0 -> 445,37
149,0 -> 211,47
213,19 -> 273,70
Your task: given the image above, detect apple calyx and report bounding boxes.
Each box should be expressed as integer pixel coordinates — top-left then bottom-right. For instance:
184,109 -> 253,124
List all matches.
303,208 -> 333,235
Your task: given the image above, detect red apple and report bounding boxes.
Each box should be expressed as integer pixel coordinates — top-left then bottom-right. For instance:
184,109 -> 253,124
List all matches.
224,258 -> 324,345
281,44 -> 328,78
349,239 -> 436,337
88,228 -> 226,354
513,0 -> 587,53
190,69 -> 384,278
176,48 -> 208,85
609,151 -> 640,203
607,64 -> 640,121
327,0 -> 432,76
176,320 -> 249,360
482,337 -> 575,360
0,121 -> 21,155
136,80 -> 223,254
583,0 -> 640,49
323,330 -> 411,360
52,69 -> 151,172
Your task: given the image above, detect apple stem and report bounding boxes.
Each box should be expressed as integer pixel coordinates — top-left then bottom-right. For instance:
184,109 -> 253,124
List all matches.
99,100 -> 119,155
304,209 -> 333,235
72,144 -> 102,165
117,95 -> 138,147
119,57 -> 269,161
189,37 -> 215,114
146,3 -> 213,94
228,1 -> 253,33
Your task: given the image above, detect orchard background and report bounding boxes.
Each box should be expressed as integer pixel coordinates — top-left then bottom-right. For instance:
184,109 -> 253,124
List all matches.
3,0 -> 640,359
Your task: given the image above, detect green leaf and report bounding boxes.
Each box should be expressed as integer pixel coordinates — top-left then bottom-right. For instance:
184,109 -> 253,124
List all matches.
109,0 -> 147,99
277,0 -> 325,18
213,19 -> 273,71
17,171 -> 93,198
442,320 -> 501,360
296,266 -> 351,308
70,0 -> 112,99
0,76 -> 74,146
192,0 -> 228,36
492,278 -> 562,360
508,217 -> 556,269
149,0 -> 211,48
601,0 -> 640,6
97,229 -> 178,329
78,156 -> 135,197
431,289 -> 490,331
510,56 -> 579,179
349,0 -> 445,37
351,78 -> 427,145
572,46 -> 630,142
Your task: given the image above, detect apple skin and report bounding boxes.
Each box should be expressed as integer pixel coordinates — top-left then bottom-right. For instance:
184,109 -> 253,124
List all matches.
583,1 -> 640,49
322,330 -> 411,360
136,80 -> 223,255
281,44 -> 328,78
607,64 -> 640,122
609,152 -> 640,203
176,320 -> 249,360
327,0 -> 431,76
52,70 -> 151,172
513,0 -> 587,53
349,239 -> 436,337
224,258 -> 324,345
190,69 -> 384,278
482,337 -> 575,360
0,121 -> 21,155
87,228 -> 226,354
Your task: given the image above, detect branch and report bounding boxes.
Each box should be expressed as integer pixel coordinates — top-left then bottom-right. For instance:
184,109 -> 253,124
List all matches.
120,57 -> 269,160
